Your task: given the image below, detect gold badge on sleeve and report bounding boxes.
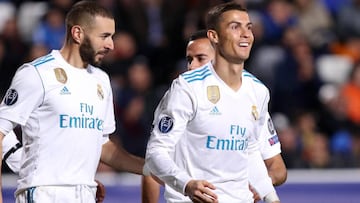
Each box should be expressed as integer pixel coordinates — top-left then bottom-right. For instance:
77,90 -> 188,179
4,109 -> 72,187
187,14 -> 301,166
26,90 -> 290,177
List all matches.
207,85 -> 220,104
97,84 -> 104,100
54,68 -> 67,84
252,105 -> 259,120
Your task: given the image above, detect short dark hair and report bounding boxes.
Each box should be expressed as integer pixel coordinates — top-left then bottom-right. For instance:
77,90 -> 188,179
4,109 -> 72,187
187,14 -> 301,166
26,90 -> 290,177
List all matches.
65,1 -> 114,42
206,2 -> 247,31
188,29 -> 208,42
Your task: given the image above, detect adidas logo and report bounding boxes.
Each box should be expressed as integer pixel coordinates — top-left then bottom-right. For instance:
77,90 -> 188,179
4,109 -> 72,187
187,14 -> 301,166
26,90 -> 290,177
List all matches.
209,106 -> 221,115
60,86 -> 71,95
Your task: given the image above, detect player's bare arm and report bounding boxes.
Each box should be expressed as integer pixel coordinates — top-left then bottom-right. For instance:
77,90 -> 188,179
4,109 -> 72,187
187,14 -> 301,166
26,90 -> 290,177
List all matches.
141,175 -> 161,203
264,154 -> 287,186
100,140 -> 144,175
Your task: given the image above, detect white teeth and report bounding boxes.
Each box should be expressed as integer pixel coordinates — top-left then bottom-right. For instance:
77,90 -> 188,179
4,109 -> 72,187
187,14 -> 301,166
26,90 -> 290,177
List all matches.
239,42 -> 249,47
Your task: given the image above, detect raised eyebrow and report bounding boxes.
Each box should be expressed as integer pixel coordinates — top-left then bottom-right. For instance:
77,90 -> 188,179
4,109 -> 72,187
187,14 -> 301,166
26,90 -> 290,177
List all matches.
228,21 -> 253,27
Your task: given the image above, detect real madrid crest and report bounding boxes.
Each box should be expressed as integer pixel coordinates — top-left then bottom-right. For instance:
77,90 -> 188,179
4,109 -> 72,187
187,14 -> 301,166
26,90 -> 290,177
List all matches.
251,105 -> 259,120
97,84 -> 104,100
54,68 -> 67,84
207,85 -> 220,104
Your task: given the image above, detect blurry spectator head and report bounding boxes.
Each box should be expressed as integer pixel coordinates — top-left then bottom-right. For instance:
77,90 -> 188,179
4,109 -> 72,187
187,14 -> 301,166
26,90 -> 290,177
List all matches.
127,56 -> 153,93
26,44 -> 49,61
0,2 -> 15,33
108,31 -> 137,60
307,133 -> 331,168
318,83 -> 339,105
2,17 -> 19,40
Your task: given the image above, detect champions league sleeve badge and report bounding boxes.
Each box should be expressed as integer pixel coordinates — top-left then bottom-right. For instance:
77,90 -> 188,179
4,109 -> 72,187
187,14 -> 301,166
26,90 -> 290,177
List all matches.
158,116 -> 173,133
267,117 -> 275,135
54,68 -> 67,84
207,85 -> 220,104
4,89 -> 18,105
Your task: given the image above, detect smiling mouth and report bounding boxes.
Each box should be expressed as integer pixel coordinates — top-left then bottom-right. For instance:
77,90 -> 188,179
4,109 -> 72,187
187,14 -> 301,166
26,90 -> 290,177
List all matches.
239,42 -> 250,47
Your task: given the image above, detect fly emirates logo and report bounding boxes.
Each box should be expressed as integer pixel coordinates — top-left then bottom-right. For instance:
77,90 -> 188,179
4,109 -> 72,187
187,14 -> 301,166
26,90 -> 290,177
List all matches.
59,103 -> 104,131
206,125 -> 248,151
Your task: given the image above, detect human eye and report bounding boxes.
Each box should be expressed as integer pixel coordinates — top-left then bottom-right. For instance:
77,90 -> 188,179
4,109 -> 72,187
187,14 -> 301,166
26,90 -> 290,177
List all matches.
186,56 -> 193,64
101,33 -> 112,40
230,23 -> 238,30
247,23 -> 253,31
199,56 -> 208,63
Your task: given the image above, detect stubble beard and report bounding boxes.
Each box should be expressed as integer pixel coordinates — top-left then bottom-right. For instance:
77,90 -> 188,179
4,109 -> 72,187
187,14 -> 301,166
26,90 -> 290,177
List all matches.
79,35 -> 101,67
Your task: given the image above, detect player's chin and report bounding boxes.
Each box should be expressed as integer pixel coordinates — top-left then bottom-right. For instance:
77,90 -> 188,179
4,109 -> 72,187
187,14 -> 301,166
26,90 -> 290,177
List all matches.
96,53 -> 106,60
95,54 -> 107,63
92,58 -> 104,67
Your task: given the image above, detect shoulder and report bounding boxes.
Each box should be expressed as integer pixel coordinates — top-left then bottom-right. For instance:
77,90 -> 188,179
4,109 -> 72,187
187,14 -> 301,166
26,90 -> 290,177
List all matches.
177,64 -> 214,91
180,64 -> 212,84
243,69 -> 269,95
28,51 -> 57,69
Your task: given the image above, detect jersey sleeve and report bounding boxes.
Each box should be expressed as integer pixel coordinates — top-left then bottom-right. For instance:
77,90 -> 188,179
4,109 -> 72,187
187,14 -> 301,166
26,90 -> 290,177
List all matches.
145,77 -> 195,194
101,75 -> 116,137
259,112 -> 281,160
0,64 -> 44,126
248,85 -> 277,199
248,149 -> 275,199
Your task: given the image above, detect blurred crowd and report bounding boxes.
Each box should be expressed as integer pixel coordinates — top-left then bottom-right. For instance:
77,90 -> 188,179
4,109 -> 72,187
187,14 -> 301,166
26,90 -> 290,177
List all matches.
0,0 -> 360,170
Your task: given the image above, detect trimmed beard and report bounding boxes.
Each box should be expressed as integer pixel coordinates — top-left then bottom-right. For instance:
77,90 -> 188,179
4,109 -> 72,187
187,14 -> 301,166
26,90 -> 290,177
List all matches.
79,35 -> 100,67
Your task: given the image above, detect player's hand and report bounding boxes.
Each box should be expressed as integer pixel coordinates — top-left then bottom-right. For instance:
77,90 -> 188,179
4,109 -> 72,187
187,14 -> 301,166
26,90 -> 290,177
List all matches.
185,180 -> 218,203
95,179 -> 106,203
249,184 -> 261,202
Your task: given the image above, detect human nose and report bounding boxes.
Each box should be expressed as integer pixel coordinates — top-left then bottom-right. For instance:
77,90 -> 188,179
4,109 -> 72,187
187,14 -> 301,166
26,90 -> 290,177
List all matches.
240,27 -> 252,38
105,38 -> 114,50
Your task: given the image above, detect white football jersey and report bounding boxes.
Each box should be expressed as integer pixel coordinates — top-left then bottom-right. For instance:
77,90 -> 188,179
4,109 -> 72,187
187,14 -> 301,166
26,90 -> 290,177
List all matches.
0,50 -> 115,193
146,62 -> 273,202
259,112 -> 281,160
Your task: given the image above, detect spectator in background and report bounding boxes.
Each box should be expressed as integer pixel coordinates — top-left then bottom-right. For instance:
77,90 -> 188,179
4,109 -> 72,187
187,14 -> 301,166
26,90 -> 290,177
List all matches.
293,0 -> 335,51
321,0 -> 351,19
0,17 -> 29,97
273,113 -> 304,168
335,0 -> 360,39
293,111 -> 331,168
271,26 -> 323,120
115,56 -> 158,158
305,133 -> 332,168
259,0 -> 297,45
32,6 -> 65,51
103,31 -> 138,76
329,0 -> 360,63
341,61 -> 360,125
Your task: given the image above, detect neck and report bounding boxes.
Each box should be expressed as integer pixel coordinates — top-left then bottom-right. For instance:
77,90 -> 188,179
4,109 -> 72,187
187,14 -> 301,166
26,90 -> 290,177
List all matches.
60,44 -> 87,69
212,55 -> 244,91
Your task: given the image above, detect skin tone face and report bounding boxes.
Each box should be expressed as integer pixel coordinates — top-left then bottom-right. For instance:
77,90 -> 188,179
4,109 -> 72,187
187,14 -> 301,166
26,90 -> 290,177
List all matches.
80,16 -> 115,67
209,10 -> 254,65
186,38 -> 215,70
